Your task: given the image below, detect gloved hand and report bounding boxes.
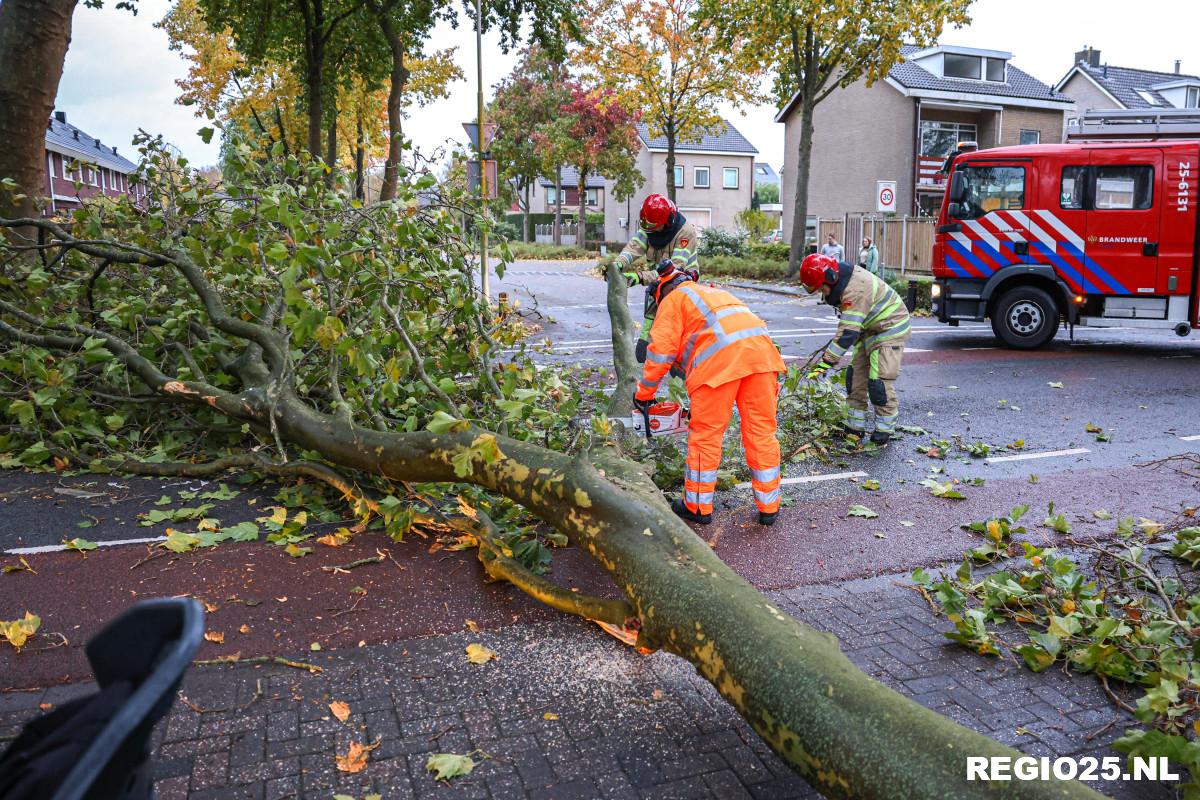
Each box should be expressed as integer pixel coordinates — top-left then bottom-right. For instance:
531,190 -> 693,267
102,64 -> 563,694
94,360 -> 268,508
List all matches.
806,354 -> 838,381
635,338 -> 649,363
624,271 -> 640,284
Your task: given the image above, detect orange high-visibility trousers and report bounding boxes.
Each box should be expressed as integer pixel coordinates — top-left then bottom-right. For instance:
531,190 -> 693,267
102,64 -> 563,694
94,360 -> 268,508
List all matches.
683,370 -> 781,516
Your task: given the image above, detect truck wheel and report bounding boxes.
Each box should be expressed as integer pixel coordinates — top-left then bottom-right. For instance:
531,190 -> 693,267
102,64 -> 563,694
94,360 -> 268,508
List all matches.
991,286 -> 1060,349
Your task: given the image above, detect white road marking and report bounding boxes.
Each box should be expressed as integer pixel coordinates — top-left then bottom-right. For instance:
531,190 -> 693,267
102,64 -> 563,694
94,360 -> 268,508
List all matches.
1179,435 -> 1200,442
793,316 -> 838,324
904,348 -> 931,353
735,470 -> 868,490
985,448 -> 1090,464
962,347 -> 997,350
7,535 -> 168,555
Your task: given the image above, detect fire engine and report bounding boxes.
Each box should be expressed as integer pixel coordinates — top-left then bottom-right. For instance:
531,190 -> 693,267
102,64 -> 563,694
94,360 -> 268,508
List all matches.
931,140 -> 1199,348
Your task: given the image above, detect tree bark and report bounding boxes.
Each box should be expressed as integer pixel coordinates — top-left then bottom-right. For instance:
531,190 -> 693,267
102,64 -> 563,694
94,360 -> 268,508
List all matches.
303,2 -> 326,157
577,169 -> 587,246
523,182 -> 531,242
354,112 -> 365,202
553,165 -> 563,246
0,0 -> 78,221
786,100 -> 815,279
374,5 -> 409,202
326,102 -> 338,174
604,262 -> 638,418
664,119 -> 676,204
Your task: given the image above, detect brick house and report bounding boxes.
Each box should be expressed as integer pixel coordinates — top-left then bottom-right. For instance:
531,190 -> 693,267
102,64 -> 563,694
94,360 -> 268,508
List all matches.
44,111 -> 143,214
1055,47 -> 1200,140
776,44 -> 1074,240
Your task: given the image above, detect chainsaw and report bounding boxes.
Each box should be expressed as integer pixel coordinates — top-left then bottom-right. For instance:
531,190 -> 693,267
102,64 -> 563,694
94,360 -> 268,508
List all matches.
613,400 -> 689,439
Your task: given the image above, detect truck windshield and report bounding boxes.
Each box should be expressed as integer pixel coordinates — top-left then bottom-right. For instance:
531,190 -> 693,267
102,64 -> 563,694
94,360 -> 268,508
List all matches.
951,166 -> 1025,219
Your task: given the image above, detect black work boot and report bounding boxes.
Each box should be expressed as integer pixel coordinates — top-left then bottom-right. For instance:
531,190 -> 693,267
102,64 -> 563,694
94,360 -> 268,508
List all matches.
671,498 -> 712,525
758,511 -> 777,526
870,430 -> 892,446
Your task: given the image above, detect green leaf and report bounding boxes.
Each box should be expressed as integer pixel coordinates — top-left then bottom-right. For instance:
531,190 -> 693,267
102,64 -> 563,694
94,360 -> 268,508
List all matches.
1093,509 -> 1112,520
426,753 -> 477,781
860,479 -> 880,491
847,504 -> 878,519
427,411 -> 468,435
198,126 -> 214,144
919,478 -> 965,500
63,537 -> 98,551
284,542 -> 312,558
220,521 -> 259,542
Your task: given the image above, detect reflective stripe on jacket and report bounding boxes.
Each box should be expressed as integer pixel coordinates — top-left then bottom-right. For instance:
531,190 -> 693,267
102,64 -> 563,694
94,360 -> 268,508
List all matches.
613,222 -> 699,275
636,283 -> 786,399
826,268 -> 911,360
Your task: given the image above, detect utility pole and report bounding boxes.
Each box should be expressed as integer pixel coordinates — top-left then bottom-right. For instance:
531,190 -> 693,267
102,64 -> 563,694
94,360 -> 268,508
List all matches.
475,0 -> 490,301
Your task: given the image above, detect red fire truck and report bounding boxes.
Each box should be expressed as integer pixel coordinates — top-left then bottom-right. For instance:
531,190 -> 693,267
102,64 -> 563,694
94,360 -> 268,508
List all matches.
931,140 -> 1199,348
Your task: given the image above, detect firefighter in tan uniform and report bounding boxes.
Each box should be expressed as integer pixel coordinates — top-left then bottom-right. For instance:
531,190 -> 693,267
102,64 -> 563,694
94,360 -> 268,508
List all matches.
610,194 -> 699,364
800,253 -> 911,444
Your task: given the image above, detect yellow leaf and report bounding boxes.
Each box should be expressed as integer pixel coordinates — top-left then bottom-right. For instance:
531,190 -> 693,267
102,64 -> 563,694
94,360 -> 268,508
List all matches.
1,612 -> 41,651
465,619 -> 480,633
465,643 -> 496,664
204,631 -> 225,644
329,700 -> 351,722
239,624 -> 249,634
543,712 -> 559,720
268,506 -> 287,526
335,738 -> 380,773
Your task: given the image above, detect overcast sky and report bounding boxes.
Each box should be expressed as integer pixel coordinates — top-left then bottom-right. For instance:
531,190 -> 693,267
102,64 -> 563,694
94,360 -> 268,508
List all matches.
58,0 -> 1199,171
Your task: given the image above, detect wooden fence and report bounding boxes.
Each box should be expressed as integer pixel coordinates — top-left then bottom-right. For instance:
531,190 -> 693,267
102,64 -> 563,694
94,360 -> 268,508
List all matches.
816,215 -> 936,275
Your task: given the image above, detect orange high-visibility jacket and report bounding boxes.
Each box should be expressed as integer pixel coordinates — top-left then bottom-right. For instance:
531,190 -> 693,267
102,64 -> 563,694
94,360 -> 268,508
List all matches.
636,283 -> 785,400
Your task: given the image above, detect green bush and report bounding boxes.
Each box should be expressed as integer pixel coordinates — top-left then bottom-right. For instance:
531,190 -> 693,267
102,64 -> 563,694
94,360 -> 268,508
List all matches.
700,255 -> 789,281
698,227 -> 747,258
886,274 -> 932,313
748,242 -> 790,262
503,242 -> 592,261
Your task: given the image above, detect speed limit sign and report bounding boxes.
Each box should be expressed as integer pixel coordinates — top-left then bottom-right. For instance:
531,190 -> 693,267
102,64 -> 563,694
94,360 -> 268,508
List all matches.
876,181 -> 897,212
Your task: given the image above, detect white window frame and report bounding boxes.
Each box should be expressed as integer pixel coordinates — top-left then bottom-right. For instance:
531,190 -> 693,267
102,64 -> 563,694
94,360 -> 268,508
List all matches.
984,57 -> 1006,82
1019,129 -> 1041,146
673,165 -> 684,188
585,187 -> 599,206
722,167 -> 739,189
546,186 -> 558,205
693,166 -> 710,188
1187,86 -> 1200,109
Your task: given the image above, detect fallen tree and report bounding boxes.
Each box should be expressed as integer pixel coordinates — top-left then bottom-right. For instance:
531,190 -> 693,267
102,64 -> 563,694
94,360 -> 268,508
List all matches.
0,143 -> 1102,798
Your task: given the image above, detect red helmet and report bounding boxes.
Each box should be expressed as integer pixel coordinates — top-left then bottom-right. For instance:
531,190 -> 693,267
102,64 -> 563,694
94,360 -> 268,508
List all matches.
639,194 -> 676,231
800,253 -> 839,293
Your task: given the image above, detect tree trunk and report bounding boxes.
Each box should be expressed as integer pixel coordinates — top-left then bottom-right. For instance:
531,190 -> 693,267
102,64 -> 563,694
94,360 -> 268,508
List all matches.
326,103 -> 338,173
522,182 -> 531,243
304,26 -> 324,157
376,10 -> 409,202
553,166 -> 563,246
0,0 -> 78,221
577,169 -> 587,247
786,97 -> 816,279
604,262 -> 638,418
354,112 -> 365,202
665,120 -> 676,204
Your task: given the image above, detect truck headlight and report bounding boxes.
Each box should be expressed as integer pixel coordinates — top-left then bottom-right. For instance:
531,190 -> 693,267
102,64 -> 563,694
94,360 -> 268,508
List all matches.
931,283 -> 942,298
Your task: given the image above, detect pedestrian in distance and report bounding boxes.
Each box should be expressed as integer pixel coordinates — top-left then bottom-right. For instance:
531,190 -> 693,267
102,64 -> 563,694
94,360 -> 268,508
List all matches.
633,269 -> 786,527
820,233 -> 844,262
800,253 -> 910,445
607,194 -> 699,366
858,236 -> 879,275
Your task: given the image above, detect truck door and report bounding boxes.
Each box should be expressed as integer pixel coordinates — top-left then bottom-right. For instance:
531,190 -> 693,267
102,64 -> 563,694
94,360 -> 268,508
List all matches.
1085,147 -> 1161,299
1159,144 -> 1199,324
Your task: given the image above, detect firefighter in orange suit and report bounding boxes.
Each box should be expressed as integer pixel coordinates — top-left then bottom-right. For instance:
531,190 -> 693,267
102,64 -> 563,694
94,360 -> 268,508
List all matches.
633,269 -> 786,526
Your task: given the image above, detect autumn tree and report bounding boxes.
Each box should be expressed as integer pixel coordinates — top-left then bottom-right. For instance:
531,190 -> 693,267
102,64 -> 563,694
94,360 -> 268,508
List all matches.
490,46 -> 570,242
578,0 -> 762,202
700,0 -> 970,276
561,83 -> 641,244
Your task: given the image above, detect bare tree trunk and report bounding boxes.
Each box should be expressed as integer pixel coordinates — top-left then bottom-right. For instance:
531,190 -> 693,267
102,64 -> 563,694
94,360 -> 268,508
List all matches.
523,182 -> 531,242
0,0 -> 78,221
354,112 -> 365,202
665,119 -> 677,204
374,5 -> 409,202
577,169 -> 588,247
326,105 -> 338,171
786,97 -> 816,279
553,165 -> 563,246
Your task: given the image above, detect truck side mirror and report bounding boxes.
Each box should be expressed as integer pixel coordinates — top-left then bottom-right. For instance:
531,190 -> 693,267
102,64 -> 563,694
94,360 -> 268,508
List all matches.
948,172 -> 967,203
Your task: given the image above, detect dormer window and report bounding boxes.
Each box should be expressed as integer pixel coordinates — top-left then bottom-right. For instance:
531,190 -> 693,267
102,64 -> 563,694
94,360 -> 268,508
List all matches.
944,53 -> 1006,82
1188,86 -> 1200,108
1135,90 -> 1161,106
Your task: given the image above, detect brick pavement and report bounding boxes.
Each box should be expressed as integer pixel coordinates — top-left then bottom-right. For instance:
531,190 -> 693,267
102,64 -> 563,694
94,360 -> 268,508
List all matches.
0,571 -> 1178,799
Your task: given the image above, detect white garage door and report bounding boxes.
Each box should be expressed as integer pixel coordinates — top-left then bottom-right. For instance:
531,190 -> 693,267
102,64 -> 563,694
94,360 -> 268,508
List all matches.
679,208 -> 711,230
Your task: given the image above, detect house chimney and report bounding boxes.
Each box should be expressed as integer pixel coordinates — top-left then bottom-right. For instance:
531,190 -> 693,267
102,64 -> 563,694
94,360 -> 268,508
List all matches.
1074,46 -> 1101,68
1175,60 -> 1182,74
112,146 -> 118,155
94,139 -> 101,149
54,111 -> 66,124
72,130 -> 79,140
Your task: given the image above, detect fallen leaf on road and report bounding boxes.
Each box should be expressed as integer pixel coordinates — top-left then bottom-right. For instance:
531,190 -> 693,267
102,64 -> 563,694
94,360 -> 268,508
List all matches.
861,479 -> 881,491
1093,509 -> 1112,520
1007,440 -> 1025,450
873,533 -> 887,539
2,557 -> 35,574
465,619 -> 480,633
426,752 -> 476,781
0,612 -> 40,651
284,542 -> 312,558
239,624 -> 250,634
847,505 -> 878,519
62,537 -> 98,552
466,643 -> 496,664
920,479 -> 965,500
204,631 -> 225,644
899,521 -> 915,528
329,700 -> 351,721
1048,381 -> 1064,389
310,642 -> 321,651
336,738 -> 381,773
543,712 -> 559,720
1085,422 -> 1103,433
160,529 -> 199,553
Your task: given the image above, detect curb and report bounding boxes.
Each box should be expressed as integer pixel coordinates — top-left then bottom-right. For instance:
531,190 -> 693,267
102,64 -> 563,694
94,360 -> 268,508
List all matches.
722,280 -> 807,299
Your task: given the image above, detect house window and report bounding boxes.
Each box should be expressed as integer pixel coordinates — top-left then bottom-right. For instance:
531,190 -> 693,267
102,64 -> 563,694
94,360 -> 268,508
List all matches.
985,58 -> 1006,82
585,187 -> 599,206
694,167 -> 710,188
1019,130 -> 1041,146
1187,86 -> 1200,108
1095,165 -> 1153,210
919,120 -> 977,158
950,166 -> 1025,219
723,167 -> 739,189
1060,166 -> 1087,209
673,165 -> 684,188
546,186 -> 558,205
944,53 -> 980,79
